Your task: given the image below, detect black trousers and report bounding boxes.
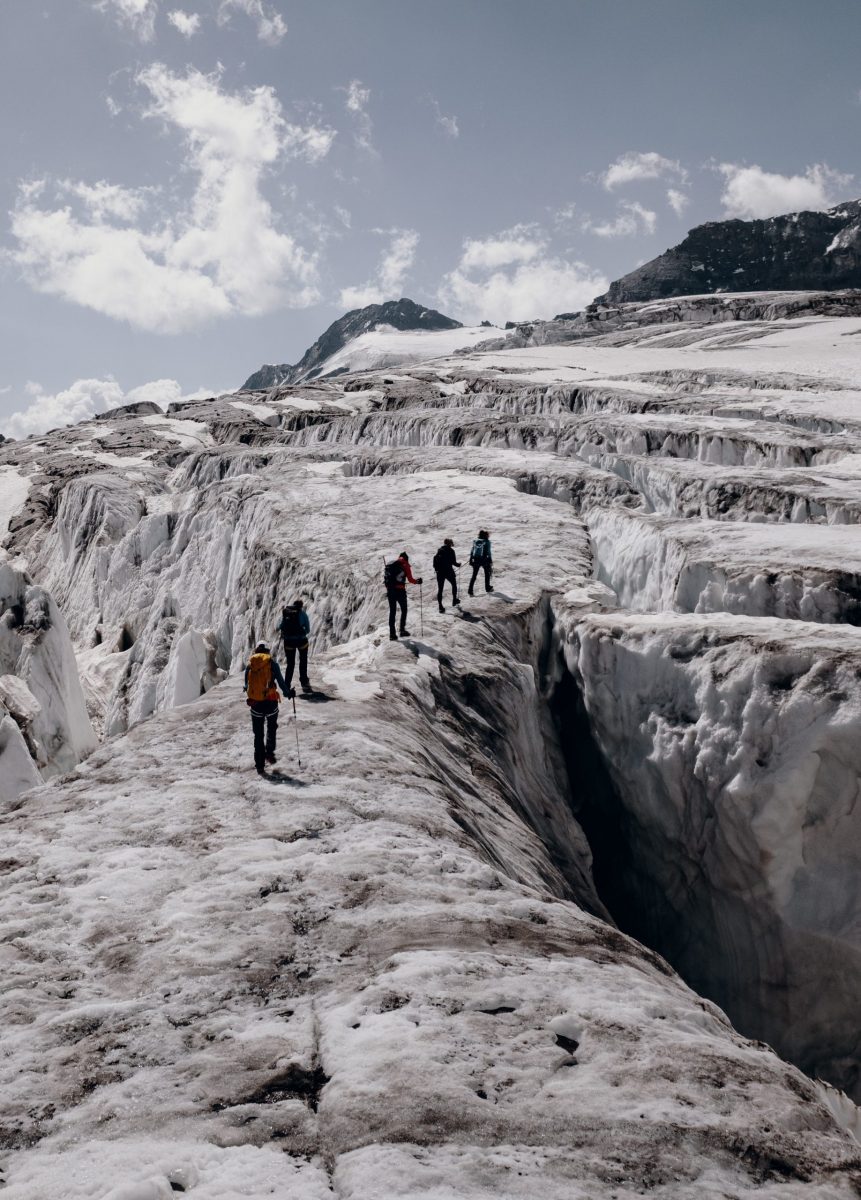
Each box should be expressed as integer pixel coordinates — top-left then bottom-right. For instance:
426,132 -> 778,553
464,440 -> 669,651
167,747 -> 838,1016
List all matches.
250,700 -> 278,770
436,568 -> 458,605
283,642 -> 309,688
387,588 -> 408,634
469,561 -> 493,592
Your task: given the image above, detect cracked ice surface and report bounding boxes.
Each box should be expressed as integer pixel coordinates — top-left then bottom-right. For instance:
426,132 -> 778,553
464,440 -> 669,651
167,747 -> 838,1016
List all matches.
1,296 -> 861,1191
2,624 -> 860,1197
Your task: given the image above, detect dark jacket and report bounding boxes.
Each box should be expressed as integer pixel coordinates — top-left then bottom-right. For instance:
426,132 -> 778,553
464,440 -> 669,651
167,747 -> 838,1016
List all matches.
280,607 -> 311,646
434,544 -> 460,573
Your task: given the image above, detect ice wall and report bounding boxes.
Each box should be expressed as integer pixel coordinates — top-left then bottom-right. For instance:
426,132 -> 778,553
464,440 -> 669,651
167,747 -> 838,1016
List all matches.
556,607 -> 861,1099
0,559 -> 96,800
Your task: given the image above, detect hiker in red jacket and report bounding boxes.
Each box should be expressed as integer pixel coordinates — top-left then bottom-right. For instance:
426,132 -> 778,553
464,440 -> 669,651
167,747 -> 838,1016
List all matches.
383,551 -> 423,640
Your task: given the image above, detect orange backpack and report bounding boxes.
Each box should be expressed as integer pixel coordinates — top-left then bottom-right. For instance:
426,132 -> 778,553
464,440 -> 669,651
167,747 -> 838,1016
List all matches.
246,652 -> 278,704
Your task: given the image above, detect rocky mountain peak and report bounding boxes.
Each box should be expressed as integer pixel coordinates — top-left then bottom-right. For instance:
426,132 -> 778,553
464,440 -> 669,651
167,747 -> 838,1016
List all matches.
242,298 -> 462,390
596,199 -> 861,304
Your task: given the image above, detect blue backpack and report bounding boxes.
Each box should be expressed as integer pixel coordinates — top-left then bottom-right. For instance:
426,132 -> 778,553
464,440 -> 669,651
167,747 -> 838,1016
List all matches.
471,538 -> 489,563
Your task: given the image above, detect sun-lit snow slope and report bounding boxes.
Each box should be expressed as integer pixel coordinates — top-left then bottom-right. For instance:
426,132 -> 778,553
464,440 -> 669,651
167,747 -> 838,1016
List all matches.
295,324 -> 513,380
2,621 -> 860,1198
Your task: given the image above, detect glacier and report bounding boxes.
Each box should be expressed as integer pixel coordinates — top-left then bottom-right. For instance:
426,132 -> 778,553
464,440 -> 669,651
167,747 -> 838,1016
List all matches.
1,293 -> 861,1195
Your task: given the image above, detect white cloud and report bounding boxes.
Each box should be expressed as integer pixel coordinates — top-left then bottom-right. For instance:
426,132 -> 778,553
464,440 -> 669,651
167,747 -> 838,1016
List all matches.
430,98 -> 459,138
439,229 -> 607,325
460,231 -> 543,271
601,151 -> 687,190
93,0 -> 158,40
339,229 -> 419,309
718,162 -> 852,220
167,10 -> 201,36
9,66 -> 330,333
60,180 -> 150,223
218,0 -> 287,44
1,377 -> 215,440
666,188 -> 689,217
342,80 -> 375,155
585,201 -> 657,238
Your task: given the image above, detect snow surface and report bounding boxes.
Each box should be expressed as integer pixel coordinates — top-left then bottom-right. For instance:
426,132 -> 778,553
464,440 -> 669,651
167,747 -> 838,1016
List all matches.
1,295 -> 861,1192
313,324 -> 513,378
0,466 -> 30,537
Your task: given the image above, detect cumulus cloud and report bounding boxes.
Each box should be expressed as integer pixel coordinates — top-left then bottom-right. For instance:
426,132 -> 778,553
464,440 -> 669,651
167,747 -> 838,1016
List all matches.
217,0 -> 287,44
1,377 -> 215,440
93,0 -> 158,40
342,80 -> 375,154
601,151 -> 688,190
430,98 -> 459,138
9,66 -> 332,333
584,201 -> 657,238
718,162 -> 852,220
666,188 -> 689,217
59,180 -> 150,223
339,229 -> 419,309
438,228 -> 607,325
167,10 -> 201,36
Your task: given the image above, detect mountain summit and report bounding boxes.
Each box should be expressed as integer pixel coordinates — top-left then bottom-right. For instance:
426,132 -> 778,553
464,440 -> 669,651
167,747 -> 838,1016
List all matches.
595,200 -> 861,304
242,298 -> 462,390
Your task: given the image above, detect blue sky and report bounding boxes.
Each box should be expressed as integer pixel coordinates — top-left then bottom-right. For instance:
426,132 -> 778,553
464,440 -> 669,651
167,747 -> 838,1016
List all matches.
1,0 -> 859,433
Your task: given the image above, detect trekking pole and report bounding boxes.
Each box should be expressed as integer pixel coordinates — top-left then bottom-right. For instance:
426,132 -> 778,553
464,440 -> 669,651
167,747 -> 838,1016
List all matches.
292,694 -> 302,767
419,582 -> 424,637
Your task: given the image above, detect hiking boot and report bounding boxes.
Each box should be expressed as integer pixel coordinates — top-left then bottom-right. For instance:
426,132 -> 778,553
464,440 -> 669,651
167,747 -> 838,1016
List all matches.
438,603 -> 445,613
256,764 -> 266,775
453,597 -> 461,606
265,752 -> 277,765
400,628 -> 411,637
485,585 -> 494,592
389,631 -> 398,641
300,681 -> 313,694
468,588 -> 474,597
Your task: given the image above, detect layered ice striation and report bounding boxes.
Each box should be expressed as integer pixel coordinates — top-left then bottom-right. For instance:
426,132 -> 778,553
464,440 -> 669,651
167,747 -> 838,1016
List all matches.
1,293 -> 861,1192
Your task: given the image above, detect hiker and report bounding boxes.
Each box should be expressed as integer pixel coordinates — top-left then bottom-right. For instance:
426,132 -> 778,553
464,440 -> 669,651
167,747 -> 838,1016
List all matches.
433,537 -> 461,613
280,598 -> 312,694
468,530 -> 494,596
244,642 -> 291,775
383,551 -> 422,640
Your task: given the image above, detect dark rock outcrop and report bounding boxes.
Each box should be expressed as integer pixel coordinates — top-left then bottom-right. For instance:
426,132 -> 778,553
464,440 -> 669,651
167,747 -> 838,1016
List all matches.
242,298 -> 462,391
596,200 -> 861,304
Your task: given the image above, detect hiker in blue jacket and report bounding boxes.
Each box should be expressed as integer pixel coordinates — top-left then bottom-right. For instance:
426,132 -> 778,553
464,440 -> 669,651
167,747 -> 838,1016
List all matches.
280,599 -> 313,693
468,530 -> 494,596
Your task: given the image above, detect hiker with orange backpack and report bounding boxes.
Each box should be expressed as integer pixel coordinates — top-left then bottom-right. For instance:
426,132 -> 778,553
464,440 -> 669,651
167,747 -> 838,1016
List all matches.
244,642 -> 292,774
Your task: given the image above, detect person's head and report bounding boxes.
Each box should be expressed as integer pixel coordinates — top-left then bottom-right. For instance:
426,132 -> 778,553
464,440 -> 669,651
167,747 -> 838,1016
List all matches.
255,642 -> 269,654
479,529 -> 489,539
400,551 -> 409,561
292,599 -> 304,609
444,538 -> 453,547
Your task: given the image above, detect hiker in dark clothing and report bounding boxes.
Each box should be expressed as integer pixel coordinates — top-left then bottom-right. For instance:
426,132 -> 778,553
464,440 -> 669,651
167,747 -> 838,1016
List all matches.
280,599 -> 312,693
433,538 -> 461,613
383,551 -> 422,640
468,530 -> 494,596
244,643 -> 291,774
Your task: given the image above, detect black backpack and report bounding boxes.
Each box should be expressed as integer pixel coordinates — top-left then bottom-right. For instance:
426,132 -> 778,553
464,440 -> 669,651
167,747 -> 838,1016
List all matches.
471,538 -> 488,563
281,605 -> 303,638
432,548 -> 443,573
383,560 -> 402,587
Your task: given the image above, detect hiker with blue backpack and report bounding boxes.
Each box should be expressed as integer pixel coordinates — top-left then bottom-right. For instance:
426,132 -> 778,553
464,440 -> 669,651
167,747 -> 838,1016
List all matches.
383,551 -> 423,640
468,530 -> 494,596
280,599 -> 313,694
244,643 -> 292,774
